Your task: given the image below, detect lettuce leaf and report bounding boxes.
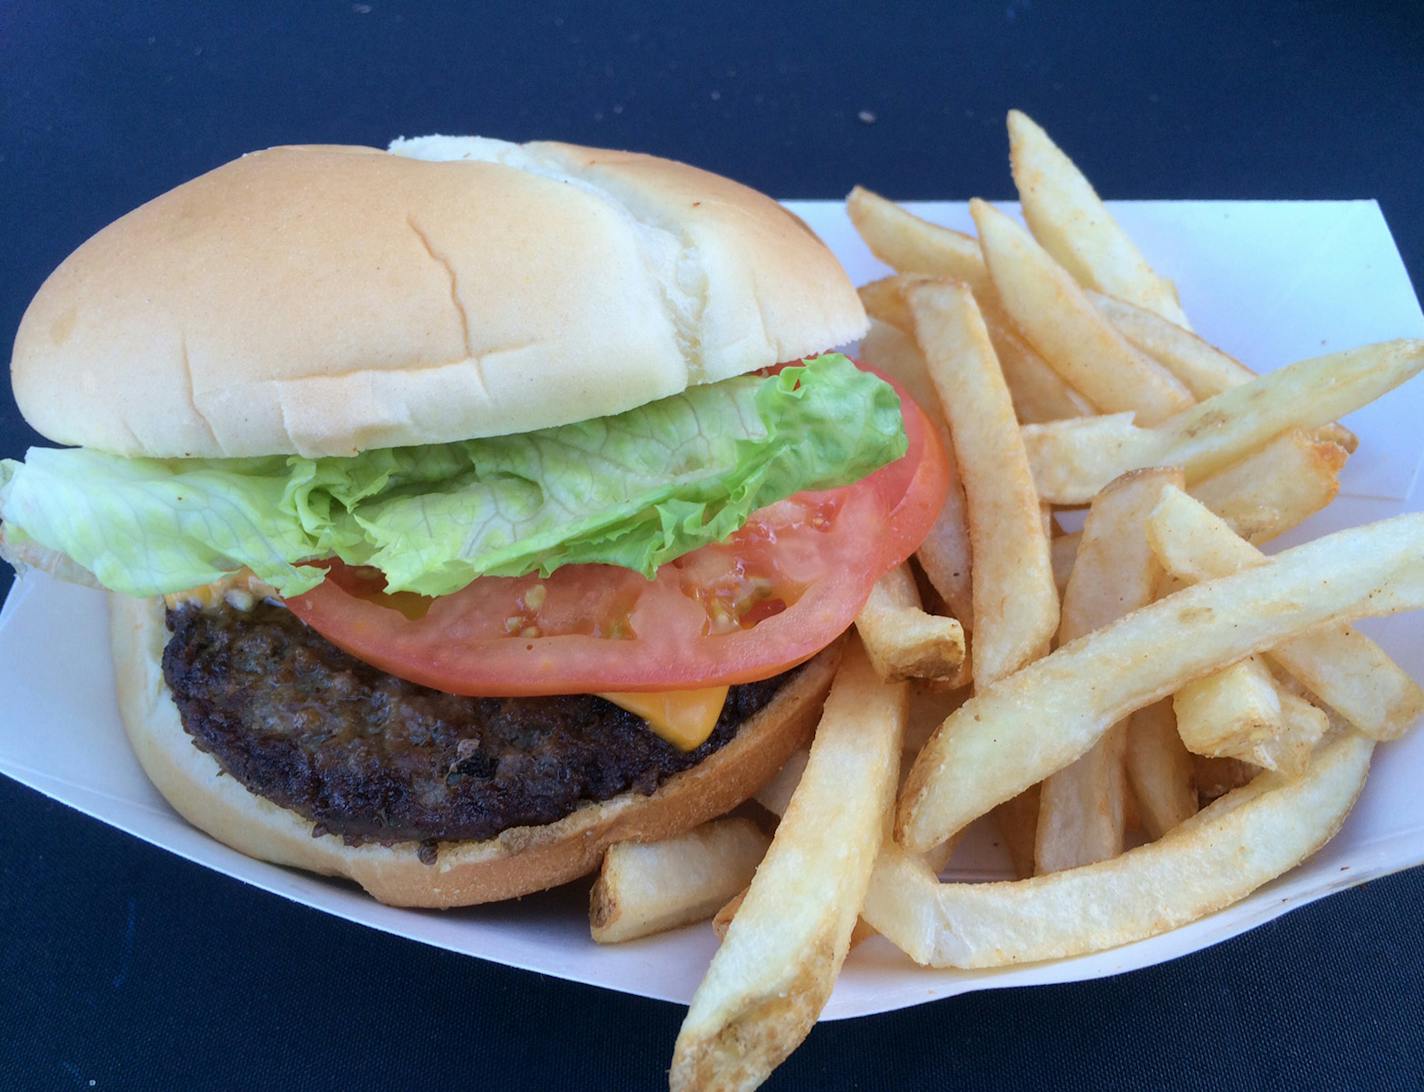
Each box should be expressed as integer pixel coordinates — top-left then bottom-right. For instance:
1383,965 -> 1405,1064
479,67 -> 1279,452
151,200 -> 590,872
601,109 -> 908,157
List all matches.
0,354 -> 905,598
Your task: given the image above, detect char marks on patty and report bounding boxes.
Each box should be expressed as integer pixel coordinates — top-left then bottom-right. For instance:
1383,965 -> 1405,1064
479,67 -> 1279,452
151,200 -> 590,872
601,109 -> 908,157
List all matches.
160,602 -> 792,849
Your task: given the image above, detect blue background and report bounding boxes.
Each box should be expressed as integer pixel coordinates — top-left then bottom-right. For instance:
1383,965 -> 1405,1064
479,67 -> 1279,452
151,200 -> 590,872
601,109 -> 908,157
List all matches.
2,2 -> 1422,1087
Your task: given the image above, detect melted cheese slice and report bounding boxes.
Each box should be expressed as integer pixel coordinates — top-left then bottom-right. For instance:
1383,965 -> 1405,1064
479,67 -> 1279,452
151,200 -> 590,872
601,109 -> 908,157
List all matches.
598,686 -> 731,751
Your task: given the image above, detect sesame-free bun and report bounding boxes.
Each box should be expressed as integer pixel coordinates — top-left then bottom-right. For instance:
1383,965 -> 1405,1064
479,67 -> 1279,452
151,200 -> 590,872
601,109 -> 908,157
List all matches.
109,592 -> 836,908
14,137 -> 866,459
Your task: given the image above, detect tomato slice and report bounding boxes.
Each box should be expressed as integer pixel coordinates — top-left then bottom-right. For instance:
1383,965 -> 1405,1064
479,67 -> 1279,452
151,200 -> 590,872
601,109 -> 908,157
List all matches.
287,367 -> 947,696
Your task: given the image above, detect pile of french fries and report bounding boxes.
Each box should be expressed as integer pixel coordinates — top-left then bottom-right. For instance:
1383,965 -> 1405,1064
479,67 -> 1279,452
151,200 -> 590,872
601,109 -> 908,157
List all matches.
596,110 -> 1424,1090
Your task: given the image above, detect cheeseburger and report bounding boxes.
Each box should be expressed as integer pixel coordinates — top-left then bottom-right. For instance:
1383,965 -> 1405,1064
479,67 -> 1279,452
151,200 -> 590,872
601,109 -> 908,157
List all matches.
0,137 -> 946,906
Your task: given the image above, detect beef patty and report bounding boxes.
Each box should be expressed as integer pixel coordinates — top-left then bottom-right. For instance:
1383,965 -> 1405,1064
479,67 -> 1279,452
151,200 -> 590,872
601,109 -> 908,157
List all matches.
161,602 -> 793,853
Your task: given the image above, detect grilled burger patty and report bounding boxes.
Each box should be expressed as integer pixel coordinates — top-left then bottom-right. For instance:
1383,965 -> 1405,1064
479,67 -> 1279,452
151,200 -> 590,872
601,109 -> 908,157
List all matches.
161,602 -> 793,853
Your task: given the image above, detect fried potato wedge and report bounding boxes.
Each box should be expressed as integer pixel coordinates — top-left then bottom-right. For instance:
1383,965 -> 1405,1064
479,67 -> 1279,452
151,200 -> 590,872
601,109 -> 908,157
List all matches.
972,198 -> 1193,424
1148,488 -> 1424,740
671,641 -> 904,1092
1023,340 -> 1424,504
1036,469 -> 1181,873
847,187 -> 990,292
1187,429 -> 1348,545
869,735 -> 1372,968
897,512 -> 1424,852
908,279 -> 1059,687
1090,289 -> 1357,450
1052,426 -> 1349,577
1125,699 -> 1199,839
1008,110 -> 1190,327
862,274 -> 1092,424
855,563 -> 967,684
1174,656 -> 1283,761
590,819 -> 771,944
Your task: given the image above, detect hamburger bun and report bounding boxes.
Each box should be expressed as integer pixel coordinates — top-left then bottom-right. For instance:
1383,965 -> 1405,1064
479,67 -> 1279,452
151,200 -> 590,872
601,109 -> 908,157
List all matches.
14,138 -> 866,460
110,592 -> 838,908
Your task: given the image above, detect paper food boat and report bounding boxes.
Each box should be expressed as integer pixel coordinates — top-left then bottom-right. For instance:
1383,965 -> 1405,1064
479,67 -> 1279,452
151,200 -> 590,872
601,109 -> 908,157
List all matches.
2,200 -> 1421,1018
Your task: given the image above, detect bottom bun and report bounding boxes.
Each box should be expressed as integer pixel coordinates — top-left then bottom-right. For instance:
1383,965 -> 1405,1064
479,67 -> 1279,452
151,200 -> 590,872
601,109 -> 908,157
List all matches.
109,593 -> 838,908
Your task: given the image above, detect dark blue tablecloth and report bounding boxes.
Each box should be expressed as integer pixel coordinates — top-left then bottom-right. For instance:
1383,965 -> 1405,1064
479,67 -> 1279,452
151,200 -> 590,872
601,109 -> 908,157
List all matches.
3,3 -> 1422,1087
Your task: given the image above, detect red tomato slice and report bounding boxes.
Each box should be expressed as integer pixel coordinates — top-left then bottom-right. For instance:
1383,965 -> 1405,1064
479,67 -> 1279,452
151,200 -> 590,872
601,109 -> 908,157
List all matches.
287,367 -> 947,696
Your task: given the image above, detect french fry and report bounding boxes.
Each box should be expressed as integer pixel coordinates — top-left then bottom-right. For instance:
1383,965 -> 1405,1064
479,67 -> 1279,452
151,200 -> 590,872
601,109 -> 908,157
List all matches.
1259,690 -> 1330,776
589,819 -> 771,944
1187,429 -> 1348,545
1090,289 -> 1357,450
1035,469 -> 1181,873
1008,110 -> 1190,327
1147,488 -> 1424,740
971,198 -> 1193,424
862,274 -> 1093,424
854,563 -> 966,684
869,735 -> 1373,968
670,640 -> 904,1091
1090,290 -> 1251,397
847,187 -> 991,292
896,512 -> 1424,852
1126,700 -> 1198,839
907,279 -> 1059,687
1052,426 -> 1350,578
1173,656 -> 1283,760
859,319 -> 974,626
713,889 -> 877,950
1022,340 -> 1424,504
984,309 -> 1097,423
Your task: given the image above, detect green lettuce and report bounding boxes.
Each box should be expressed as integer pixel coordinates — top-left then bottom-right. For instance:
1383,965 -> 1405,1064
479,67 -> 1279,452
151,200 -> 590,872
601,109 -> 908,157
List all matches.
0,354 -> 905,598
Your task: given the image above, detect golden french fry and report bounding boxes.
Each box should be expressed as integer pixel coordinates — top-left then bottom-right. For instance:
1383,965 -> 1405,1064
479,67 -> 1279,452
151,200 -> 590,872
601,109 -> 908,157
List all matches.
1147,487 -> 1424,740
1187,429 -> 1348,545
1091,290 -> 1250,396
589,819 -> 771,944
1090,289 -> 1357,450
1256,690 -> 1330,777
1174,656 -> 1283,759
855,563 -> 966,683
1036,469 -> 1181,873
907,279 -> 1059,687
859,276 -> 916,332
869,735 -> 1373,968
863,273 -> 1094,425
1022,340 -> 1424,504
860,318 -> 975,628
983,308 -> 1097,423
1053,426 -> 1350,577
1008,110 -> 1190,327
971,198 -> 1193,424
714,888 -> 878,951
846,187 -> 991,292
671,640 -> 904,1091
896,512 -> 1424,853
1126,700 -> 1199,839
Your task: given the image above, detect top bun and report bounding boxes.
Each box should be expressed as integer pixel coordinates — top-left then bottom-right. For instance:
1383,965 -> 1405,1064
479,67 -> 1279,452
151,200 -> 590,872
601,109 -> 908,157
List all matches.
12,137 -> 866,458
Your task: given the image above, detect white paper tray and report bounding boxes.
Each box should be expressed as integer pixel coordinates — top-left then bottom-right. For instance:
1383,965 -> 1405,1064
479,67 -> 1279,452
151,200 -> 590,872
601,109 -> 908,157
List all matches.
2,200 -> 1421,1019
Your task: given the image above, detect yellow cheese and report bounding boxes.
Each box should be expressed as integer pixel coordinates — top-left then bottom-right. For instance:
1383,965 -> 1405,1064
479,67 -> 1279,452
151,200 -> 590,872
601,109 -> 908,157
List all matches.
598,686 -> 731,751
